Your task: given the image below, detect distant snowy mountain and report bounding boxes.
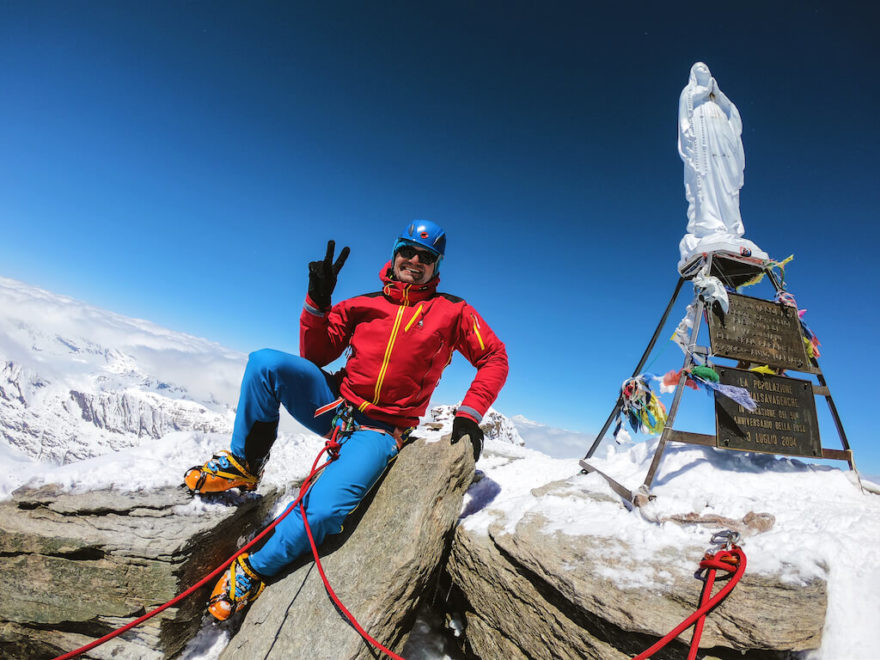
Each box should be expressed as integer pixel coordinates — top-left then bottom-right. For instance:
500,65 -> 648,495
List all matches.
0,274 -> 577,470
428,404 -> 525,446
0,276 -> 245,464
426,407 -> 594,458
511,414 -> 595,458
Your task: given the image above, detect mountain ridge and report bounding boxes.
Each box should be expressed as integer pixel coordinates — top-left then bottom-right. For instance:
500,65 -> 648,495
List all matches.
0,276 -> 242,464
0,275 -> 549,467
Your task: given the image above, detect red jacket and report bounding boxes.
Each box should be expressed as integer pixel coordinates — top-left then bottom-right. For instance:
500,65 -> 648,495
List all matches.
301,263 -> 508,429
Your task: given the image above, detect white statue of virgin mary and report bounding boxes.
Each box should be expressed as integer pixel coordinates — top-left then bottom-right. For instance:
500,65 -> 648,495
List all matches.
677,62 -> 767,270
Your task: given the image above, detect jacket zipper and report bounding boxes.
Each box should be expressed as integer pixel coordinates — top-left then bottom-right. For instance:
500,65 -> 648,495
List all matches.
404,304 -> 423,332
372,285 -> 410,404
471,313 -> 486,351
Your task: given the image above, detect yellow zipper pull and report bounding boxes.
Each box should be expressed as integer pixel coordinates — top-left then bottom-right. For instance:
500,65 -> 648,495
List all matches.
405,305 -> 423,332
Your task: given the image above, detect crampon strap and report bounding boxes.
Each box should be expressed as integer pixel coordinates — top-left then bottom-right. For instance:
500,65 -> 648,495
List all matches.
185,450 -> 259,493
208,554 -> 265,611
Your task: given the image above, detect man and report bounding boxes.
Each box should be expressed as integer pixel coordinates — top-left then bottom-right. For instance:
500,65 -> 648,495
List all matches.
184,220 -> 508,620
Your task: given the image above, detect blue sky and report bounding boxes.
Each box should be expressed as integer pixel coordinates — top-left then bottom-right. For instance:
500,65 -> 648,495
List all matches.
2,2 -> 878,474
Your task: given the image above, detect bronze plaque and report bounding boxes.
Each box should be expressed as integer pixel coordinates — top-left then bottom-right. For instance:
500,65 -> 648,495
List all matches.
707,292 -> 810,371
715,368 -> 820,457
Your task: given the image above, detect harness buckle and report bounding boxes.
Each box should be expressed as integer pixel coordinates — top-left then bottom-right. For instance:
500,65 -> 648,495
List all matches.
330,402 -> 358,433
327,401 -> 415,452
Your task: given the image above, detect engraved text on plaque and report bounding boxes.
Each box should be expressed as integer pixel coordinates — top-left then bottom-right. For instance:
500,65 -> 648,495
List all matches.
715,368 -> 820,457
707,292 -> 810,371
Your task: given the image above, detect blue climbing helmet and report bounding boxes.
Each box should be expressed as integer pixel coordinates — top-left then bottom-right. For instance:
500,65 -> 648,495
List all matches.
392,220 -> 446,270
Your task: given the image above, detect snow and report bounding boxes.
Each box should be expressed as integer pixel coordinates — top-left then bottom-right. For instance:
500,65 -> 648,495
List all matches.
510,413 -> 594,458
0,429 -> 324,500
0,436 -> 44,500
449,432 -> 880,658
6,419 -> 877,658
0,276 -> 244,405
2,274 -> 879,658
0,276 -> 245,464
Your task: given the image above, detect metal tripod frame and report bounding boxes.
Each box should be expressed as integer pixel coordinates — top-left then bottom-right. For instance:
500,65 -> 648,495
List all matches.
580,252 -> 859,506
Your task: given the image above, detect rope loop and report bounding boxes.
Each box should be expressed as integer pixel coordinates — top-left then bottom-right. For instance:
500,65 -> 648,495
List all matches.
324,403 -> 360,460
697,548 -> 741,580
325,426 -> 343,460
633,533 -> 747,660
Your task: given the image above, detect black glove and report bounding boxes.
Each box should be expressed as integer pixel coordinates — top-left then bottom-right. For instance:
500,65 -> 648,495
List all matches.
308,240 -> 350,309
451,415 -> 483,462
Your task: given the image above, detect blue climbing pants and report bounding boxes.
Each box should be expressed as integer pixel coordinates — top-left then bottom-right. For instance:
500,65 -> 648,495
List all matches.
230,349 -> 400,578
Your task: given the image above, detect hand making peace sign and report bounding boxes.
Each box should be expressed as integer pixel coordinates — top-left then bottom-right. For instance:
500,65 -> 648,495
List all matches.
307,240 -> 350,309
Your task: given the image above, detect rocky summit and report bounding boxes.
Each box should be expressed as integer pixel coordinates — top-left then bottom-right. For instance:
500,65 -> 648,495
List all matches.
0,434 -> 474,660
1,435 -> 833,660
0,279 -> 850,657
222,435 -> 474,659
0,483 -> 280,659
448,505 -> 824,659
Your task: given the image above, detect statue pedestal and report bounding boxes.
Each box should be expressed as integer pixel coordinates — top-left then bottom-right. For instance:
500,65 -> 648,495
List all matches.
678,234 -> 769,274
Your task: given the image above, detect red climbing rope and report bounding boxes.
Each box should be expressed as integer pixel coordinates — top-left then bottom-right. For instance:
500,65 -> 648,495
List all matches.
52,425 -> 405,660
633,535 -> 747,660
301,498 -> 406,660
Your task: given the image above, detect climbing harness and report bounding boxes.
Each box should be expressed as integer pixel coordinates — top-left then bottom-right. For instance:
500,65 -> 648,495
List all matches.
633,530 -> 747,660
52,401 -> 409,660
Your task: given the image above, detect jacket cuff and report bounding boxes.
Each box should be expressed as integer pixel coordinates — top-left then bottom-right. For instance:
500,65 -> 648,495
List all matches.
455,406 -> 482,423
304,294 -> 329,317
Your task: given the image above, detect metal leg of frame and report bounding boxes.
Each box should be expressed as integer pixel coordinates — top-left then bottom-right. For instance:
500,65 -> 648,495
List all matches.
641,257 -> 713,495
769,264 -> 856,472
814,364 -> 855,471
583,277 -> 686,460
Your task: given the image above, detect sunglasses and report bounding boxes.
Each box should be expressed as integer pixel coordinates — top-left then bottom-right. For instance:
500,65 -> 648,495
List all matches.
397,244 -> 439,264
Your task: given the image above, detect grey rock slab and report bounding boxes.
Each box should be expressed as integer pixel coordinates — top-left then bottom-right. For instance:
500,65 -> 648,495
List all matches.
221,436 -> 473,660
448,525 -> 627,660
0,483 -> 280,659
0,621 -> 164,660
494,512 -> 825,652
448,501 -> 826,658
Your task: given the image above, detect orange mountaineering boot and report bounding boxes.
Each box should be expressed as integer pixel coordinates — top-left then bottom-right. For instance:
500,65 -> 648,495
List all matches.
184,450 -> 260,494
208,553 -> 266,621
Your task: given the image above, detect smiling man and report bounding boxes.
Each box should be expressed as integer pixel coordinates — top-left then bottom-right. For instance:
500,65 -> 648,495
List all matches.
184,220 -> 508,620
